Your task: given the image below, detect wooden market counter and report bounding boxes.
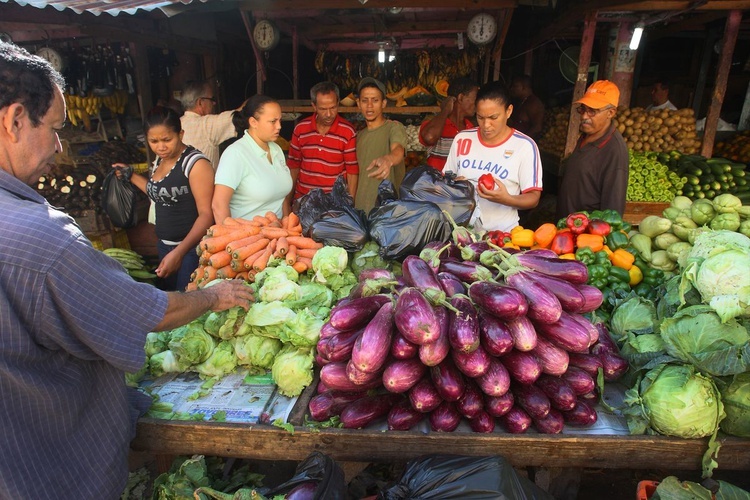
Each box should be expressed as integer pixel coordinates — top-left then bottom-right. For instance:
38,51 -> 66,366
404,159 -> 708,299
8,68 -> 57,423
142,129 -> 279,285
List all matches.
132,419 -> 750,472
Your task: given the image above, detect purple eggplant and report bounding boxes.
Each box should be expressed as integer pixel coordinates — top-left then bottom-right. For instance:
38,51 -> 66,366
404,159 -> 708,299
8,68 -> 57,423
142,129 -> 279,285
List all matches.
316,380 -> 328,394
315,354 -> 330,367
592,322 -> 619,354
535,374 -> 577,411
320,362 -> 382,392
568,313 -> 599,347
460,241 -> 491,262
526,270 -> 586,313
468,281 -> 528,321
505,315 -> 538,352
394,288 -> 441,345
478,311 -> 514,357
561,366 -> 596,396
317,327 -> 362,363
505,270 -> 562,324
533,409 -> 565,434
512,253 -> 588,284
501,350 -> 542,386
599,350 -> 629,381
476,358 -> 511,397
308,390 -> 367,421
523,248 -> 558,258
442,209 -> 475,247
319,322 -> 345,341
563,400 -> 598,427
349,278 -> 398,299
382,358 -> 426,393
437,272 -> 467,297
485,392 -> 515,417
568,353 -> 603,379
401,255 -> 446,305
429,401 -> 462,432
577,284 -> 604,313
419,306 -> 450,367
456,381 -> 484,419
531,337 -> 570,376
329,294 -> 391,331
390,333 -> 419,359
340,393 -> 399,429
452,344 -> 491,378
430,358 -> 466,402
350,301 -> 394,373
358,268 -> 396,281
501,406 -> 533,434
469,410 -> 496,433
285,481 -> 317,500
440,260 -> 494,283
387,400 -> 425,430
448,295 -> 480,353
512,383 -> 551,420
408,378 -> 443,413
533,311 -> 592,353
420,241 -> 453,273
346,360 -> 383,386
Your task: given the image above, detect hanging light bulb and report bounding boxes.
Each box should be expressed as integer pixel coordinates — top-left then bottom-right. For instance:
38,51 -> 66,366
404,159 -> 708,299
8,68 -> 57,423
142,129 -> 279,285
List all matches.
378,45 -> 385,63
629,22 -> 644,50
389,47 -> 396,62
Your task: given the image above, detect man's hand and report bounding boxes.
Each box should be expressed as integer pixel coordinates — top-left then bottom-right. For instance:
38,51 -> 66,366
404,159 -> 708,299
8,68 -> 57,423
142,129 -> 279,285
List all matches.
440,96 -> 456,115
366,156 -> 393,180
205,279 -> 255,311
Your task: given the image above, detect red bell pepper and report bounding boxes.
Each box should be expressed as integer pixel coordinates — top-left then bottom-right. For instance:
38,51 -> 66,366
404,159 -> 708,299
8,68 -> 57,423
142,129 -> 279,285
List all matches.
587,219 -> 612,237
566,212 -> 590,235
478,174 -> 495,191
550,230 -> 575,255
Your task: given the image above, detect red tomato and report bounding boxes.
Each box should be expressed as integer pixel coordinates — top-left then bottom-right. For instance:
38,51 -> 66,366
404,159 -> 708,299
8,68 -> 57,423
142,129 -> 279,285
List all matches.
478,174 -> 495,191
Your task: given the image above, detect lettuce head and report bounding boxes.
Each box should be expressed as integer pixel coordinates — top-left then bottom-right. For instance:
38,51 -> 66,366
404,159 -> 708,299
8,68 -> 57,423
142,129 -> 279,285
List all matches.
271,345 -> 314,397
312,246 -> 348,285
193,340 -> 237,379
231,334 -> 282,369
168,322 -> 217,365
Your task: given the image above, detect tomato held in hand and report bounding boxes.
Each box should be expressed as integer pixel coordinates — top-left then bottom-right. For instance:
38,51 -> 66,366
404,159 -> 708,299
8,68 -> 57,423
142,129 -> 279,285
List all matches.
478,174 -> 495,191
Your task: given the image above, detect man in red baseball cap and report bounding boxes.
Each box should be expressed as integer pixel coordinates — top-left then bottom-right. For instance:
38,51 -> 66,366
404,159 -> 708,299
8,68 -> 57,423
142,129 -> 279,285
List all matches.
556,80 -> 629,218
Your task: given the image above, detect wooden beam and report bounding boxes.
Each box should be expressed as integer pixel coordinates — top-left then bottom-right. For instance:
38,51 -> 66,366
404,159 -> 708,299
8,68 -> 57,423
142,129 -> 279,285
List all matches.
700,10 -> 741,158
273,18 -> 316,52
240,11 -> 266,94
237,0 -> 517,10
563,11 -> 597,160
492,8 -> 514,81
610,1 -> 750,10
80,25 -> 217,53
299,20 -> 469,39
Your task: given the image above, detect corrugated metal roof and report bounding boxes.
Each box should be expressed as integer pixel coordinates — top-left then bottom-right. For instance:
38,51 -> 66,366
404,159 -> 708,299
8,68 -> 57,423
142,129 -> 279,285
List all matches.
0,0 -> 203,16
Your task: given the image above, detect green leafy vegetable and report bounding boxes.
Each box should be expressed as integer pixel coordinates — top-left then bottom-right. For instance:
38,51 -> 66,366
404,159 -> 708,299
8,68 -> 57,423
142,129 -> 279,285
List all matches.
271,345 -> 314,397
610,296 -> 660,341
717,372 -> 750,438
311,246 -> 349,285
231,334 -> 282,369
168,323 -> 217,365
194,341 -> 237,379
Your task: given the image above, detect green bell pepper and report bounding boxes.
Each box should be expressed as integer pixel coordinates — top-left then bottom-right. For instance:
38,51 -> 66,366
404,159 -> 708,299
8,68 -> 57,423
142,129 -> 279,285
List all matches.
575,247 -> 596,265
607,266 -> 632,285
594,250 -> 612,267
605,231 -> 629,250
599,209 -> 625,231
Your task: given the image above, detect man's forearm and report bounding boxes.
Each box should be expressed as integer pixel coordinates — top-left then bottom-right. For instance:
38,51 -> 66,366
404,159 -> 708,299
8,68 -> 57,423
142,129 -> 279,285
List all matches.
154,290 -> 215,331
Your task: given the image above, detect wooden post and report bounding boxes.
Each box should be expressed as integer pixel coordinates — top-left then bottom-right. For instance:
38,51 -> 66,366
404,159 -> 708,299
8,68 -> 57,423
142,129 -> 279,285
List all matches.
608,23 -> 636,107
128,42 -> 152,166
692,28 -> 717,117
292,25 -> 299,100
563,11 -> 597,160
700,10 -> 741,158
240,10 -> 267,95
491,8 -> 513,82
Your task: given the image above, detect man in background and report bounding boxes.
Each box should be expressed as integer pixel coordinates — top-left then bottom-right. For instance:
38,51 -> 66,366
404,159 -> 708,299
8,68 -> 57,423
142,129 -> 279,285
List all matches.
288,81 -> 358,201
0,41 -> 254,498
418,77 -> 478,172
557,80 -> 629,218
180,80 -> 245,169
508,74 -> 545,140
647,80 -> 678,111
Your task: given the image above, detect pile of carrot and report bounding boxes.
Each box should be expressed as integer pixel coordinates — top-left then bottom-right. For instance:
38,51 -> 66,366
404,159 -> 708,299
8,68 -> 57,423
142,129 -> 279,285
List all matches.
186,211 -> 323,291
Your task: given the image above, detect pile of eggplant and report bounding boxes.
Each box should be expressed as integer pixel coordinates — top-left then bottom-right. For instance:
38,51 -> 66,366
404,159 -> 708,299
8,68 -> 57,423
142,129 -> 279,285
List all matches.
310,240 -> 629,434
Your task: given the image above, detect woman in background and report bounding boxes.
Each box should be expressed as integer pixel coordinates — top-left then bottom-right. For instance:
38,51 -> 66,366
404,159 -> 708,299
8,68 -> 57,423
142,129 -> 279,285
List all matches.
114,107 -> 214,291
212,95 -> 292,223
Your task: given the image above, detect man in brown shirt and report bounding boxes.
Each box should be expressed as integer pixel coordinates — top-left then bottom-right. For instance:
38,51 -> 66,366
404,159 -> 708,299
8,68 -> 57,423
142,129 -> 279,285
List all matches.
556,80 -> 629,219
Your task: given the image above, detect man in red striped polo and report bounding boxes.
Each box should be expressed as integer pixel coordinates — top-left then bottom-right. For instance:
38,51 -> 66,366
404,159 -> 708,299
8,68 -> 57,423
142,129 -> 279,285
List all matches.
288,82 -> 358,200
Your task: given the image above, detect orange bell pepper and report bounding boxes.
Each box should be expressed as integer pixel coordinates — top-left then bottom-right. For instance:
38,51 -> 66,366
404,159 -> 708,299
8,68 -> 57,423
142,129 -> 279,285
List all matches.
610,248 -> 635,270
558,253 -> 576,260
575,233 -> 604,252
533,223 -> 557,249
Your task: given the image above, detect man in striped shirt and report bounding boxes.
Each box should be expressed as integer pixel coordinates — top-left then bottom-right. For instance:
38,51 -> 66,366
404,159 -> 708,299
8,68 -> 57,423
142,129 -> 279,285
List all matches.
288,81 -> 358,200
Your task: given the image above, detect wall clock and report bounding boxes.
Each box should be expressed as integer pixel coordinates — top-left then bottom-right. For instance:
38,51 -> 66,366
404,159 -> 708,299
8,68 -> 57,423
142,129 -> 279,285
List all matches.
467,13 -> 497,46
253,20 -> 281,52
36,47 -> 65,72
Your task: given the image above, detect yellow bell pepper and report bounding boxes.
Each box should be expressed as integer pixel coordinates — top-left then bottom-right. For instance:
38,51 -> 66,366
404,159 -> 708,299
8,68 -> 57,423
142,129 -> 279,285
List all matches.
628,265 -> 643,286
510,228 -> 535,248
601,245 -> 614,257
510,225 -> 525,234
558,253 -> 576,260
503,243 -> 520,250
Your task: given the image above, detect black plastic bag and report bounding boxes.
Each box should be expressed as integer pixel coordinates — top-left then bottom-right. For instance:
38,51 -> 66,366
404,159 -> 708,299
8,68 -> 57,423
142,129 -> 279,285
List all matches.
311,205 -> 369,252
399,166 -> 476,226
101,166 -> 138,228
292,175 -> 361,240
368,199 -> 450,261
378,454 -> 554,500
266,451 -> 347,499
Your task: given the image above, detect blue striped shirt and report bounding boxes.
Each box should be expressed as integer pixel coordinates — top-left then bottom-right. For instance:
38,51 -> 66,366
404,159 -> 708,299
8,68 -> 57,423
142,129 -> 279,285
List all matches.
0,169 -> 168,499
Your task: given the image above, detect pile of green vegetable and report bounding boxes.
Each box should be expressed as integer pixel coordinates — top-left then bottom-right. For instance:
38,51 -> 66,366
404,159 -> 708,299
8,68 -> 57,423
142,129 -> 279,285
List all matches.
665,153 -> 749,202
627,151 -> 686,202
152,455 -> 265,500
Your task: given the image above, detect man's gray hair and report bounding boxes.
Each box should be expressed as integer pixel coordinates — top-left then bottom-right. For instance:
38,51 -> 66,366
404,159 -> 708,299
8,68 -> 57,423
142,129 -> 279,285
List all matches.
310,81 -> 339,104
180,80 -> 211,110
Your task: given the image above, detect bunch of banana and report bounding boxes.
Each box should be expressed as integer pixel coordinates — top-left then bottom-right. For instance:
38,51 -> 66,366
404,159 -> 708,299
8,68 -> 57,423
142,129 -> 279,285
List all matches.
102,248 -> 157,282
102,91 -> 128,115
314,49 -> 326,74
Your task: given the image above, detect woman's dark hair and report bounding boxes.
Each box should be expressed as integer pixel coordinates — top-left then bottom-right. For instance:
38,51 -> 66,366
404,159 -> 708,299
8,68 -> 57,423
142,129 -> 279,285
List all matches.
0,41 -> 65,126
476,81 -> 512,109
144,106 -> 182,134
233,94 -> 278,134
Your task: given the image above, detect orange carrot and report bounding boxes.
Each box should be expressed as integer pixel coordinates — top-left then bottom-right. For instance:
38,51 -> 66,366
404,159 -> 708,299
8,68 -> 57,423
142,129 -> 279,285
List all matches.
252,215 -> 272,226
243,249 -> 266,270
288,224 -> 303,235
296,248 -> 318,259
232,238 -> 271,260
246,269 -> 258,282
208,224 -> 240,237
259,226 -> 288,239
265,211 -> 280,223
230,259 -> 246,272
292,261 -> 309,273
225,232 -> 263,254
288,212 -> 300,228
285,245 -> 298,266
286,236 -> 323,250
186,281 -> 199,291
253,243 -> 275,272
276,236 -> 289,256
191,265 -> 205,283
296,256 -> 313,267
208,250 -> 232,269
198,250 -> 212,266
234,271 -> 249,281
280,215 -> 290,229
203,266 -> 218,282
216,265 -> 238,279
268,220 -> 282,228
202,228 -> 258,253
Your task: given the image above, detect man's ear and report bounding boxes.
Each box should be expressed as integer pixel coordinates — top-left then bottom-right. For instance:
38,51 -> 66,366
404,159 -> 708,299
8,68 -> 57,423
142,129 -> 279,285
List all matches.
0,103 -> 25,143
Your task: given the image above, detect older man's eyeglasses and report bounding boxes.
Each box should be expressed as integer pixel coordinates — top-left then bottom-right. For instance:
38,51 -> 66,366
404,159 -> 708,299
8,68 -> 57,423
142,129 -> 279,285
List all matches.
201,96 -> 217,103
576,105 -> 611,117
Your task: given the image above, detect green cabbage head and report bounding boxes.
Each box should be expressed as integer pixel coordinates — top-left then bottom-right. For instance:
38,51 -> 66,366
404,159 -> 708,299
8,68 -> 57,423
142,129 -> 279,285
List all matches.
718,372 -> 750,438
168,323 -> 217,365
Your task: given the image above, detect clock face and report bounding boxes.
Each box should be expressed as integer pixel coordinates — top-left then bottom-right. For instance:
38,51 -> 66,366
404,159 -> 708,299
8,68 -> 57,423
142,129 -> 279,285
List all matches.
253,20 -> 280,51
37,47 -> 65,72
467,13 -> 498,46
